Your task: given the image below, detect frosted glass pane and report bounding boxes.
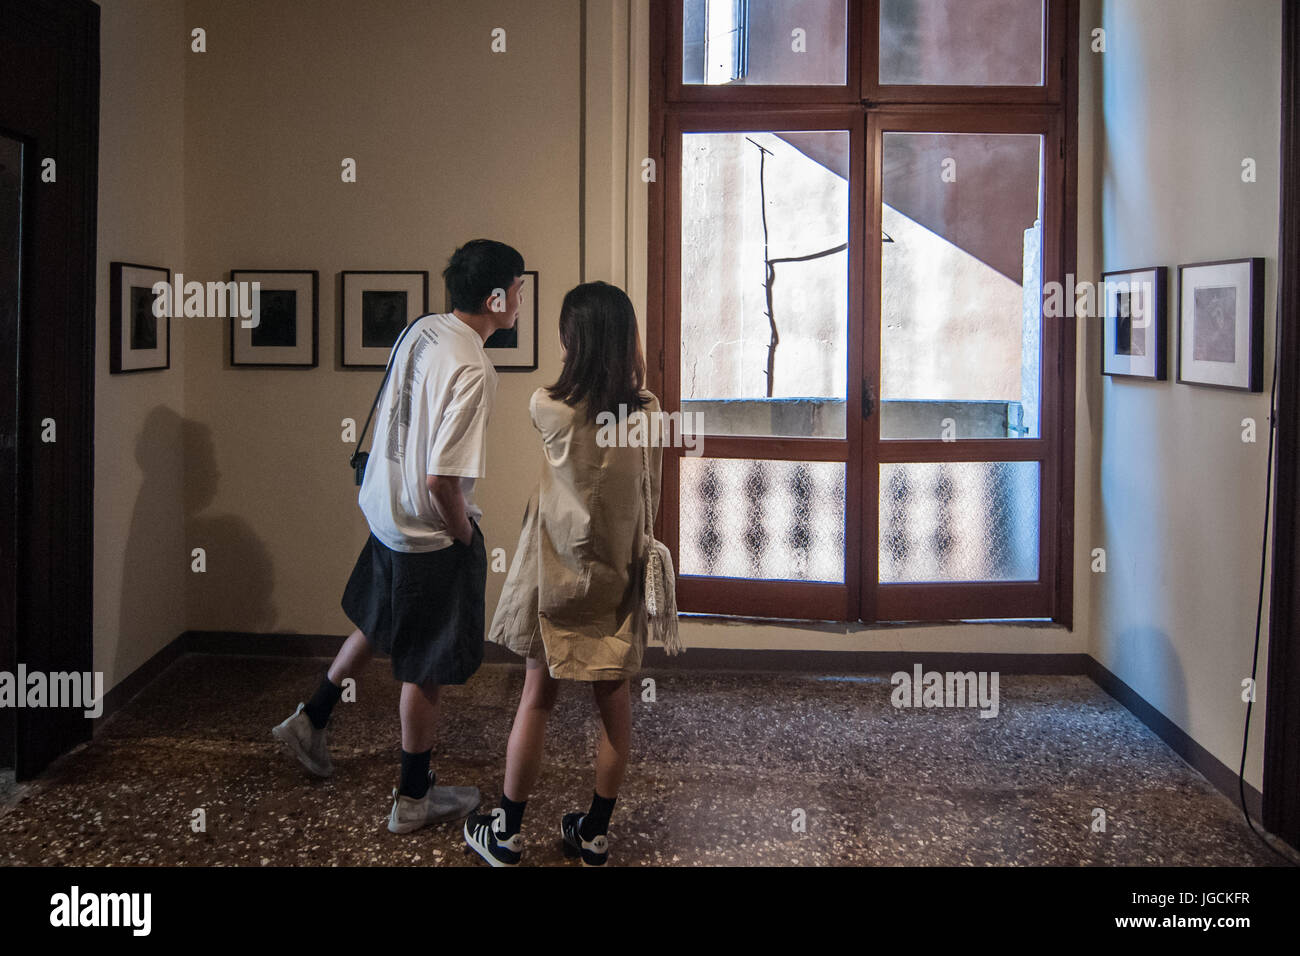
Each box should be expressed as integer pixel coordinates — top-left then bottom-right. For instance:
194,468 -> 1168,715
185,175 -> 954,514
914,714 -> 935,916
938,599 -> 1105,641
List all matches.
880,0 -> 1045,86
681,458 -> 845,582
879,461 -> 1039,583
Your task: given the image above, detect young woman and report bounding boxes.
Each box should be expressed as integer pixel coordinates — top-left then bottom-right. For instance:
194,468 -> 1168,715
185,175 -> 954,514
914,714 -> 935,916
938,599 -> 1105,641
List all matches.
464,280 -> 663,867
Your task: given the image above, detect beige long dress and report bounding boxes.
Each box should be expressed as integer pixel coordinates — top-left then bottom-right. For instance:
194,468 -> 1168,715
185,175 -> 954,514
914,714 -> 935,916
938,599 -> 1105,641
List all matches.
487,387 -> 663,680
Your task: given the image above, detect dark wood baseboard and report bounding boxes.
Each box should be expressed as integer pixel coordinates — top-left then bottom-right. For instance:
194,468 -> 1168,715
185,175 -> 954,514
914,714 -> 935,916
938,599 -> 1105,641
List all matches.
94,632 -> 188,728
641,647 -> 1089,674
1084,656 -> 1263,821
180,629 -> 518,663
98,631 -> 1266,828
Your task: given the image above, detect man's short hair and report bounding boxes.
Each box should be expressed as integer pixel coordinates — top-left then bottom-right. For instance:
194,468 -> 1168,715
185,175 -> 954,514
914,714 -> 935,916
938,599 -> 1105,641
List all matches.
443,239 -> 525,314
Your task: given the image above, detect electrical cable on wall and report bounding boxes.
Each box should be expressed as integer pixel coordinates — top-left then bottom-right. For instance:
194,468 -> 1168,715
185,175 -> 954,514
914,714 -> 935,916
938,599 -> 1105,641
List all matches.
1238,188 -> 1299,865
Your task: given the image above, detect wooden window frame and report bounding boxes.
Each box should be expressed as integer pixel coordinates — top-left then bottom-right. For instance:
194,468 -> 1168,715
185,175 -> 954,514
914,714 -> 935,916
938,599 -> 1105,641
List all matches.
647,0 -> 1080,627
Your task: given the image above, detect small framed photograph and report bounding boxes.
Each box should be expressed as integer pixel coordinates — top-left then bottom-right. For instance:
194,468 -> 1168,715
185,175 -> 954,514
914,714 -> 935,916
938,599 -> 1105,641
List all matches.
1176,258 -> 1265,392
230,270 -> 318,368
484,270 -> 538,371
1101,266 -> 1167,380
341,271 -> 429,367
110,261 -> 170,373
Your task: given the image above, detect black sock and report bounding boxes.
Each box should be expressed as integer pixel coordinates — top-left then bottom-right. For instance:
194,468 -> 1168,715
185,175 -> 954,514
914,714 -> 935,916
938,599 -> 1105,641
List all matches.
399,749 -> 432,799
580,791 -> 617,841
303,677 -> 343,730
499,795 -> 526,837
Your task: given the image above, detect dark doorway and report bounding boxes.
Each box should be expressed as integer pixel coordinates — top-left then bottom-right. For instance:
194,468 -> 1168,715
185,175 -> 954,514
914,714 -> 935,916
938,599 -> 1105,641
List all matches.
0,131 -> 20,775
0,0 -> 99,779
1264,0 -> 1300,853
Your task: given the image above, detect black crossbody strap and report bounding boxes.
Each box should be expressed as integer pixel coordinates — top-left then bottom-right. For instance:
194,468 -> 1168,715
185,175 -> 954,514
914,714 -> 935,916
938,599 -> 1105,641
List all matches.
350,317 -> 424,468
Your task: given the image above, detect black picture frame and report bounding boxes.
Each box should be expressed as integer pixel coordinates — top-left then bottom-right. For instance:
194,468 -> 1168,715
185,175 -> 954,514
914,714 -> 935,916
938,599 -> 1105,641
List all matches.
1100,265 -> 1167,380
109,261 -> 171,374
443,269 -> 539,371
229,269 -> 319,368
1176,257 -> 1265,392
340,270 -> 430,368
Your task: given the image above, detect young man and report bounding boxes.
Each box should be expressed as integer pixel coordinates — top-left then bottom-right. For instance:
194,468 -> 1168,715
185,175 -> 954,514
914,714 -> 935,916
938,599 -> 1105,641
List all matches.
273,239 -> 525,834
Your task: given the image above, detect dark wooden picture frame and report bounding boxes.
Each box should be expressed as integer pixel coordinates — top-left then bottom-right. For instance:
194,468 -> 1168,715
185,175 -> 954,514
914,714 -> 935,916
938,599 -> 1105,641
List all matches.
109,260 -> 170,374
1101,265 -> 1167,381
340,270 -> 429,368
1176,257 -> 1265,392
444,269 -> 539,371
229,269 -> 319,368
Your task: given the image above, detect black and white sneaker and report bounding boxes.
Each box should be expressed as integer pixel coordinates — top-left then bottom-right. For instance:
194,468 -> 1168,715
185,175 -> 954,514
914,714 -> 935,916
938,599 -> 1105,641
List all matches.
464,807 -> 523,867
561,812 -> 609,866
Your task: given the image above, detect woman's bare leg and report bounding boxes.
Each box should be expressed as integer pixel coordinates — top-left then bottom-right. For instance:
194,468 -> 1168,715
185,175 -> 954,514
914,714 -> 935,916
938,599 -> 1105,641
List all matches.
592,678 -> 632,798
503,657 -> 558,801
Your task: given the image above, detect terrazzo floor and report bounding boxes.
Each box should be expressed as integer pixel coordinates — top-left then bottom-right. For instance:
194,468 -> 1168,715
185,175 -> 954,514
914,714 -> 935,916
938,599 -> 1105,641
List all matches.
0,655 -> 1287,866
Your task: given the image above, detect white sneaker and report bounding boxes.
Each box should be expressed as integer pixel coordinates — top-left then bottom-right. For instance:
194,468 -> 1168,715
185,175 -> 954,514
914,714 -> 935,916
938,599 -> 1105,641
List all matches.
388,775 -> 481,834
271,703 -> 333,778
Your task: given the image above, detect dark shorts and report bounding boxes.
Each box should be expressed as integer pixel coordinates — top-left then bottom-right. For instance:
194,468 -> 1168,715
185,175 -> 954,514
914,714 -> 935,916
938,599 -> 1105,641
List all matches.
341,522 -> 487,686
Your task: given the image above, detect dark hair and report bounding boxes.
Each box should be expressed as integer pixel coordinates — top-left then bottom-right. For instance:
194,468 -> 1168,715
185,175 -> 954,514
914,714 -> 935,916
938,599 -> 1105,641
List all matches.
442,239 -> 525,313
546,281 -> 649,423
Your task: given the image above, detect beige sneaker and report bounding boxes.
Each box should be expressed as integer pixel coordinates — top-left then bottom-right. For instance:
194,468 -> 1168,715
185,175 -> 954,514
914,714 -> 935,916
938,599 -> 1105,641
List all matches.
387,775 -> 481,834
271,703 -> 333,778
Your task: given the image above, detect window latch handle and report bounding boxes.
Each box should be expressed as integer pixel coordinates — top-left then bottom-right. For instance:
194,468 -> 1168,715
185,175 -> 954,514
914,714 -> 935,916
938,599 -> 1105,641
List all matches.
862,380 -> 875,420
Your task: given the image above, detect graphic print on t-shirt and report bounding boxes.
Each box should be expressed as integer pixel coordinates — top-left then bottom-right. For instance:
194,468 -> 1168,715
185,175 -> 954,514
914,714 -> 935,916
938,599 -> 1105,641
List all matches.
385,326 -> 438,467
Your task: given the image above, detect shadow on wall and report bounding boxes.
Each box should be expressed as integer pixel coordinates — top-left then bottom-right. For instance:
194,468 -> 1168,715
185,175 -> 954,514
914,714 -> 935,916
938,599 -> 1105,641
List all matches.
117,406 -> 185,683
1107,624 -> 1190,733
181,413 -> 276,631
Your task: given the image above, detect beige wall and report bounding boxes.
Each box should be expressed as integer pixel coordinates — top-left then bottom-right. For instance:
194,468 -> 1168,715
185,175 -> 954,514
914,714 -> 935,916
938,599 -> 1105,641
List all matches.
94,0 -> 189,692
1087,0 -> 1281,790
180,0 -> 580,636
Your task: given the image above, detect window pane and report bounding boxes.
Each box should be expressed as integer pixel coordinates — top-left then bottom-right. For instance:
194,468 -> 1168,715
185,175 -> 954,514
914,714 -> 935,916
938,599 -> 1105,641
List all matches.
879,0 -> 1045,86
879,131 -> 1043,440
681,131 -> 849,438
683,0 -> 847,86
879,461 -> 1039,583
681,457 -> 846,582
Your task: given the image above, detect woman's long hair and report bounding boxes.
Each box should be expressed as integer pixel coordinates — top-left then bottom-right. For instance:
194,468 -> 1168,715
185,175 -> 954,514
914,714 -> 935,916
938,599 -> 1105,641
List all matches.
546,281 -> 649,423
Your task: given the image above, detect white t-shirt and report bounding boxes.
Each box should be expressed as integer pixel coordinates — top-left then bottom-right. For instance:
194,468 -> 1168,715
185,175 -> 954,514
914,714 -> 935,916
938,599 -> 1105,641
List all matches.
358,312 -> 498,552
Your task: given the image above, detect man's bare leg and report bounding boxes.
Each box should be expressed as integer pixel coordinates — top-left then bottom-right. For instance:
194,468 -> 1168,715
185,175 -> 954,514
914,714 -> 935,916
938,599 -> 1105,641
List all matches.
399,679 -> 441,754
272,628 -> 374,776
389,678 -> 479,831
328,628 -> 374,686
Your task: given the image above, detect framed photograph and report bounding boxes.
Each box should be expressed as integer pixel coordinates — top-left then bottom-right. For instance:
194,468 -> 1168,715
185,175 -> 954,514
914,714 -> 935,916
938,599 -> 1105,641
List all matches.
341,270 -> 429,367
1101,266 -> 1167,380
441,270 -> 538,370
1176,258 -> 1265,392
110,261 -> 170,373
230,270 -> 318,368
